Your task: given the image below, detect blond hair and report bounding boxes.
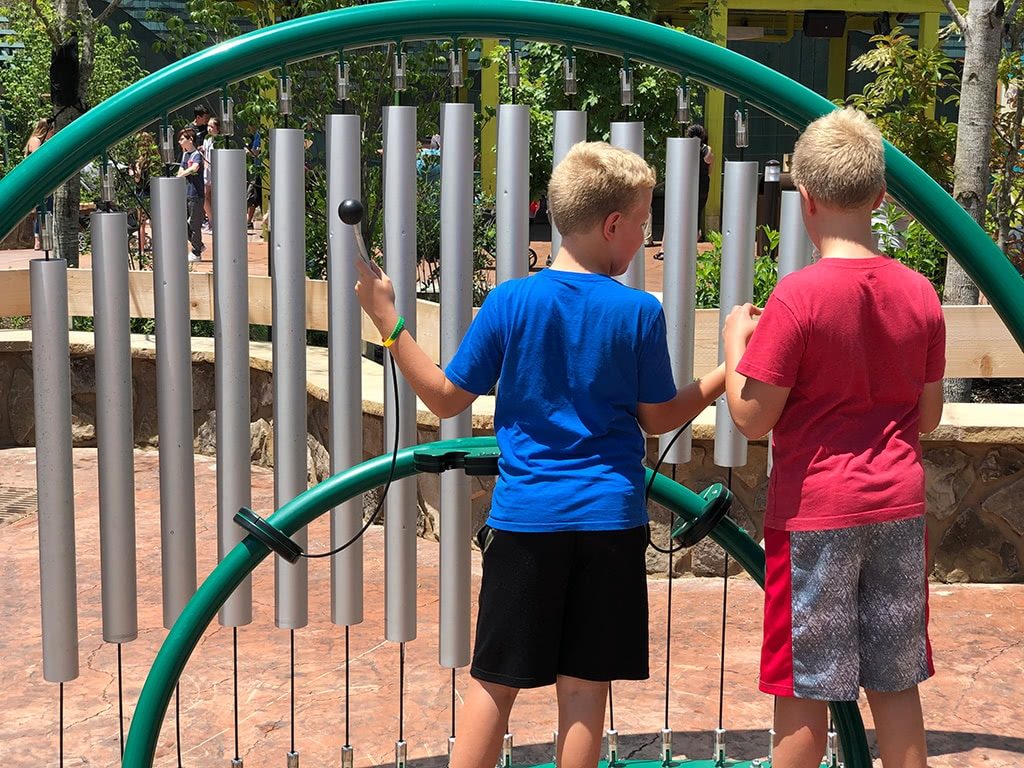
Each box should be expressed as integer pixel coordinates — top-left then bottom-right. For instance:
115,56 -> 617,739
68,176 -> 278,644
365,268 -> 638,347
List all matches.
791,108 -> 885,208
548,142 -> 656,236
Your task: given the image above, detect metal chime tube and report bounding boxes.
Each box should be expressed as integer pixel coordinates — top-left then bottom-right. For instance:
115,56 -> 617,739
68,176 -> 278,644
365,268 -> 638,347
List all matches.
659,137 -> 700,464
151,177 -> 197,628
610,121 -> 646,290
211,153 -> 253,628
714,161 -> 758,468
31,258 -> 79,683
439,102 -> 474,668
550,110 -> 587,260
91,211 -> 138,643
271,128 -> 309,630
496,103 -> 530,285
326,113 -> 364,628
383,105 -> 418,642
769,189 -> 814,476
779,189 -> 813,277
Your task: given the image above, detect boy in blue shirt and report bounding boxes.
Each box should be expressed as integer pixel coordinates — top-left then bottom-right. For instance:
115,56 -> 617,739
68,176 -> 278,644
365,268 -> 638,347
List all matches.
355,141 -> 725,768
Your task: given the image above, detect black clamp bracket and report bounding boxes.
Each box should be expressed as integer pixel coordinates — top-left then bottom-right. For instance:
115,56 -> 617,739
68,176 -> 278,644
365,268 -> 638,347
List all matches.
413,447 -> 501,476
672,483 -> 733,548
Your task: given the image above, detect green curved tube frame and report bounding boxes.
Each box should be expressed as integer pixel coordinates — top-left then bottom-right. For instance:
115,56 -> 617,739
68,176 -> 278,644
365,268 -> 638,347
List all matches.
1,0 -> 1022,350
124,437 -> 871,768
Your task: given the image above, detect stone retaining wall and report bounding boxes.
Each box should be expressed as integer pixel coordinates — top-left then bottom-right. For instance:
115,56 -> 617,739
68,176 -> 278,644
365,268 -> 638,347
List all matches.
2,346 -> 1022,582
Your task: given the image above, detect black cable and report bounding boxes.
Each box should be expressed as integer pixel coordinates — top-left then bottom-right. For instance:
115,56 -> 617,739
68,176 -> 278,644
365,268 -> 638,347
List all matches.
399,642 -> 406,742
175,684 -> 183,768
59,682 -> 64,768
233,627 -> 240,760
645,417 -> 697,555
607,682 -> 614,731
117,642 -> 125,758
716,467 -> 733,732
345,625 -> 351,747
290,629 -> 296,754
664,463 -> 676,731
302,354 -> 400,558
451,668 -> 456,738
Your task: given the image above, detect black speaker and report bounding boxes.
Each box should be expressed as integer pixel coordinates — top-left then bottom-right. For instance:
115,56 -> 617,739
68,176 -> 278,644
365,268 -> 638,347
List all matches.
803,11 -> 846,38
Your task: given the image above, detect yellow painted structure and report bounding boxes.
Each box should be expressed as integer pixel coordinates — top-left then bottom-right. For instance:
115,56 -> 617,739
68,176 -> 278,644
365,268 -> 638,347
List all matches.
480,39 -> 499,197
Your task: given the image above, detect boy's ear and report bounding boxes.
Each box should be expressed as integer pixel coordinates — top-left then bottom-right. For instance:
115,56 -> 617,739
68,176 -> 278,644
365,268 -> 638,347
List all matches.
871,184 -> 887,210
798,184 -> 816,216
602,210 -> 622,241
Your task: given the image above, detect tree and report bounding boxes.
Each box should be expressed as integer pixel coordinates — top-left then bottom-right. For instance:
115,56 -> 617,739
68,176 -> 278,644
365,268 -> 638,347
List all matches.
0,0 -> 146,265
941,0 -> 1009,401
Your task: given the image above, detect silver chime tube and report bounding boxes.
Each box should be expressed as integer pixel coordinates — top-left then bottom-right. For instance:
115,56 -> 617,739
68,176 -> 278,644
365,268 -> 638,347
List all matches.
91,211 -> 138,644
151,177 -> 197,629
211,154 -> 253,627
550,110 -> 587,260
610,121 -> 646,290
714,161 -> 758,468
659,137 -> 700,464
326,113 -> 364,627
439,102 -> 474,668
778,189 -> 813,278
768,189 -> 815,476
31,258 -> 79,683
271,128 -> 309,630
383,105 -> 418,642
496,103 -> 530,285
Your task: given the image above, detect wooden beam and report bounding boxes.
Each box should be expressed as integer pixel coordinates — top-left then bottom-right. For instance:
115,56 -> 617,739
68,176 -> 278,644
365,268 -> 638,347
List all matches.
655,0 -> 955,13
1,268 -> 1021,379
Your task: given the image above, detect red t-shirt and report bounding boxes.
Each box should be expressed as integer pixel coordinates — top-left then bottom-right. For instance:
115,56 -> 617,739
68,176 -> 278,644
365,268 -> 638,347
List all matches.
737,255 -> 945,531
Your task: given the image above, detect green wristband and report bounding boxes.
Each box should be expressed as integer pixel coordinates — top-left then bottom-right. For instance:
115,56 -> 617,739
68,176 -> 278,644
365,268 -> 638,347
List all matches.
382,315 -> 405,348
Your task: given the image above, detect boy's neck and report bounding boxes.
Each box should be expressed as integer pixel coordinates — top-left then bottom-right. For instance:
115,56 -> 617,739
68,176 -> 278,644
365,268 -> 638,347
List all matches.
550,234 -> 612,275
815,215 -> 880,260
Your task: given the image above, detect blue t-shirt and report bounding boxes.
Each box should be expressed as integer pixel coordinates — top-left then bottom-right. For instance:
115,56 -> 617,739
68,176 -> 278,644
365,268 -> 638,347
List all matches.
180,150 -> 204,199
445,269 -> 676,532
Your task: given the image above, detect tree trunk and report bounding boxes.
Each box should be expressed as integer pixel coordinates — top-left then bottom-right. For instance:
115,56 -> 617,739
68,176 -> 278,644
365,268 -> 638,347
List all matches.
943,0 -> 1004,402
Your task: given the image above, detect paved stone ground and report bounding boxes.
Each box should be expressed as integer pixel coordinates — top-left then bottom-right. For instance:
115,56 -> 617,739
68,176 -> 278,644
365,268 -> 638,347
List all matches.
1,448 -> 1022,768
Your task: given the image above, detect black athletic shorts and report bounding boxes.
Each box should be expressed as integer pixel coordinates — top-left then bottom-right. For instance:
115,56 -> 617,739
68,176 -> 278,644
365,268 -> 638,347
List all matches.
470,524 -> 650,689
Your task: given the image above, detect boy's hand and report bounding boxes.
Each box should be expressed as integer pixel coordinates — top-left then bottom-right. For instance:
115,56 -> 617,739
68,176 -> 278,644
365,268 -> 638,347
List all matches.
723,303 -> 762,346
354,256 -> 399,337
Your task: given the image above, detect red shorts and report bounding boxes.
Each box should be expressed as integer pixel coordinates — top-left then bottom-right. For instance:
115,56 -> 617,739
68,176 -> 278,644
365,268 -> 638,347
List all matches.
760,516 -> 934,701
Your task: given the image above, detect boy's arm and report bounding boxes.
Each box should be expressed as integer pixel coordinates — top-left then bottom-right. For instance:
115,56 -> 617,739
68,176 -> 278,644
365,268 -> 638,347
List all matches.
354,257 -> 477,420
637,363 -> 724,435
918,380 -> 943,433
723,303 -> 790,439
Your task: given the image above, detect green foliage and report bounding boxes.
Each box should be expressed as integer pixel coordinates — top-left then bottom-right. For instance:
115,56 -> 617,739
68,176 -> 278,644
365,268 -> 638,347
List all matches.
872,201 -> 946,297
0,8 -> 147,174
847,27 -> 958,187
483,0 -> 721,200
694,228 -> 779,309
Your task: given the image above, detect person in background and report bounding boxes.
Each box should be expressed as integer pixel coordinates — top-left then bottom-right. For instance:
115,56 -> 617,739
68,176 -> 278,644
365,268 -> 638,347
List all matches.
202,117 -> 220,232
130,131 -> 160,253
24,117 -> 55,249
685,123 -> 713,241
176,128 -> 204,262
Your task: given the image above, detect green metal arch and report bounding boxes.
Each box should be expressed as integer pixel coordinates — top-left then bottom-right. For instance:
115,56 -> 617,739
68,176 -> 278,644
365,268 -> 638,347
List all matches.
122,437 -> 872,767
0,0 -> 1022,350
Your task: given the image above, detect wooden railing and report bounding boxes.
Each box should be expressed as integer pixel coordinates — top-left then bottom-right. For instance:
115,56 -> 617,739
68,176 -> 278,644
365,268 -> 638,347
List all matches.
1,267 -> 1022,379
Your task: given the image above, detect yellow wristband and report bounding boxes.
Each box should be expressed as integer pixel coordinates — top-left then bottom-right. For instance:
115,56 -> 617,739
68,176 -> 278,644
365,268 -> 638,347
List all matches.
382,315 -> 405,348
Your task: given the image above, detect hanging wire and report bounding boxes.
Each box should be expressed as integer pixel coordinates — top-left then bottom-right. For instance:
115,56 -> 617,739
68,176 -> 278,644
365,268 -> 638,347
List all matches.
664,464 -> 676,731
291,630 -> 298,755
716,467 -> 733,733
608,682 -> 615,731
399,642 -> 406,742
117,642 -> 125,758
450,668 -> 457,739
234,627 -> 241,761
345,625 -> 351,748
59,682 -> 64,768
175,684 -> 183,768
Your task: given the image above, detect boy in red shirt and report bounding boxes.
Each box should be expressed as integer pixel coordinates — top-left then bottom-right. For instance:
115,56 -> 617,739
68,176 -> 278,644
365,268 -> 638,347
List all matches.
723,108 -> 945,768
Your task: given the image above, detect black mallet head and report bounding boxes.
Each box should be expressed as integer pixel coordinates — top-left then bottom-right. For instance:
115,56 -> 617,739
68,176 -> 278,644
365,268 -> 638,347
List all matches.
338,198 -> 364,226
